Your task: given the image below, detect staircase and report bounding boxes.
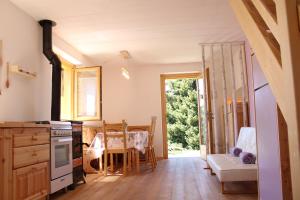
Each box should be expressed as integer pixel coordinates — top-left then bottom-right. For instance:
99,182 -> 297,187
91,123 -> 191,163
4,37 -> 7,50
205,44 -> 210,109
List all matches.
229,0 -> 300,199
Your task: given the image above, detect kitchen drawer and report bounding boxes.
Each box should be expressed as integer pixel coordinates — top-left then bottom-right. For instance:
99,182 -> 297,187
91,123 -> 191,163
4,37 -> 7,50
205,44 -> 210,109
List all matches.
51,173 -> 73,194
13,144 -> 50,169
13,128 -> 50,147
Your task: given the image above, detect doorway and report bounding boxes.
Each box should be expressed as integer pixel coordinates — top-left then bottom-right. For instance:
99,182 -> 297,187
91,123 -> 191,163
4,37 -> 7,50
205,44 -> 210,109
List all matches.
160,72 -> 206,159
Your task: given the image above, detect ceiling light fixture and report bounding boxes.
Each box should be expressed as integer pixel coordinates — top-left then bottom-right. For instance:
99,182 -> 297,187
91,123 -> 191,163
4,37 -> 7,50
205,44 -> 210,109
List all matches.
120,50 -> 131,80
121,67 -> 130,80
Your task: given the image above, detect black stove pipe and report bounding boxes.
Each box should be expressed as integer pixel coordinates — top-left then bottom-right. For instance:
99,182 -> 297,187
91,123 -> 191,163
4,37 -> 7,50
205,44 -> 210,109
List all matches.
39,20 -> 61,121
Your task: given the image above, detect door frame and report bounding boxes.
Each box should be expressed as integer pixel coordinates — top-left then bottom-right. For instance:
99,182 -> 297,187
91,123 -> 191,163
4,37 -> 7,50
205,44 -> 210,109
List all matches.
160,72 -> 202,159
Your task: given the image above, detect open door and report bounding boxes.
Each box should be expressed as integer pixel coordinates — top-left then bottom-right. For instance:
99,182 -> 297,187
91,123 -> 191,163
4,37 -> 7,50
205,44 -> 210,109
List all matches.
198,68 -> 213,160
205,68 -> 214,155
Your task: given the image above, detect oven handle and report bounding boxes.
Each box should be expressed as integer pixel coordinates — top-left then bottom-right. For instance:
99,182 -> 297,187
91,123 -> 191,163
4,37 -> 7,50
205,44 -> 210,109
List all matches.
52,138 -> 73,143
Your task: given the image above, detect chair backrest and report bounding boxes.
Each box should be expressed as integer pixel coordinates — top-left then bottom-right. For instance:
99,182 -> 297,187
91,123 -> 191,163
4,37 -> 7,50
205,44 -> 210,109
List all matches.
103,120 -> 127,149
126,116 -> 157,147
149,116 -> 157,147
127,125 -> 150,132
236,127 -> 257,155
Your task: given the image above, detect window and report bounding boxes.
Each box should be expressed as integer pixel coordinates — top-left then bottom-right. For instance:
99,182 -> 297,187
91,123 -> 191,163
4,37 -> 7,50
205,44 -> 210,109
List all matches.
60,59 -> 102,121
74,67 -> 102,120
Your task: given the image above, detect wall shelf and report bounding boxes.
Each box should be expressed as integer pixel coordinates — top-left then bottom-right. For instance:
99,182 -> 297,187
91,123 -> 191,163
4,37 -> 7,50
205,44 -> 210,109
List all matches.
9,64 -> 37,78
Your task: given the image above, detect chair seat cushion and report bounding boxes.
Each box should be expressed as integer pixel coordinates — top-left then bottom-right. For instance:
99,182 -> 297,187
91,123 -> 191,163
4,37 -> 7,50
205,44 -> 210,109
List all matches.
207,154 -> 257,182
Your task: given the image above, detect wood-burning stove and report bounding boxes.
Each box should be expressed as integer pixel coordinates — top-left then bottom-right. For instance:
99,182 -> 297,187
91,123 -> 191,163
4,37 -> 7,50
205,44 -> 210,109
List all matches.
69,121 -> 86,189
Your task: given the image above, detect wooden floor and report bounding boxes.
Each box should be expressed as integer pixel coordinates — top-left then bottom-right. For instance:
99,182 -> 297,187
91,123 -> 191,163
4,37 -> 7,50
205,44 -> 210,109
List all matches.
51,157 -> 257,200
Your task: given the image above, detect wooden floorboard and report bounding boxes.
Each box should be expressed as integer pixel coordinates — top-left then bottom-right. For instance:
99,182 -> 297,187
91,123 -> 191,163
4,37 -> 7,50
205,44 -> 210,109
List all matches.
51,157 -> 257,200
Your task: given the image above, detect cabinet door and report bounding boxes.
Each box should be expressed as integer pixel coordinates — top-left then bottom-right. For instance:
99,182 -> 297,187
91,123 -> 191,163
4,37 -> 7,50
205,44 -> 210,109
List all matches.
0,130 -> 3,200
13,162 -> 49,200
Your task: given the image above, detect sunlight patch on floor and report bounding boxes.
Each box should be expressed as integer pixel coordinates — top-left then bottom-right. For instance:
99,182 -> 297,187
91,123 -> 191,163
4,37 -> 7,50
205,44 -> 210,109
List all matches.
98,176 -> 121,182
168,150 -> 201,158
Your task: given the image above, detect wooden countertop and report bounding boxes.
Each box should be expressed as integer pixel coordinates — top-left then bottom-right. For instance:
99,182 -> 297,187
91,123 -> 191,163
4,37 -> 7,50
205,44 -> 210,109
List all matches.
0,122 -> 50,128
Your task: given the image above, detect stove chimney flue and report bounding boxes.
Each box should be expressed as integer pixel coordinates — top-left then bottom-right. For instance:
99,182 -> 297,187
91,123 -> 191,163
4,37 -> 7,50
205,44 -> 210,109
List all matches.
39,19 -> 61,121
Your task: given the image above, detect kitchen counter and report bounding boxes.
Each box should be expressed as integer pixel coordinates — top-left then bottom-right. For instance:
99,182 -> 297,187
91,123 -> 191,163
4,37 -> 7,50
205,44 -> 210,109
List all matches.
0,121 -> 50,128
0,121 -> 51,200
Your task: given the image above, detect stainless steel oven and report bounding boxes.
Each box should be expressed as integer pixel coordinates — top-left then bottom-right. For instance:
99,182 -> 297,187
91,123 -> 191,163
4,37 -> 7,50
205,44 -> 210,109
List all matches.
50,121 -> 73,194
51,135 -> 73,179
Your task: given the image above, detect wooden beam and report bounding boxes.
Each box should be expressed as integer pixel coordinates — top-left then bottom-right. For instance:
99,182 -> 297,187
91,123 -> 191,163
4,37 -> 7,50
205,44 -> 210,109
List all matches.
229,0 -> 287,120
276,1 -> 300,199
160,75 -> 168,159
160,72 -> 201,80
298,2 -> 300,30
252,0 -> 280,42
230,0 -> 300,199
261,0 -> 278,21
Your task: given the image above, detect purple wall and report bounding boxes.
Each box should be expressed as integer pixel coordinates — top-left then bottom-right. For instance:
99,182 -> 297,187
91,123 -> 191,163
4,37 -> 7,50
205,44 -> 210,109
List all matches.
255,85 -> 283,200
250,53 -> 283,200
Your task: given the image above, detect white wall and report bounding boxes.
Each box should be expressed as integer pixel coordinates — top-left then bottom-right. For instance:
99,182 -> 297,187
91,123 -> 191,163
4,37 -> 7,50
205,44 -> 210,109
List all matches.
102,59 -> 201,157
34,35 -> 94,121
0,0 -> 42,121
0,0 -> 94,121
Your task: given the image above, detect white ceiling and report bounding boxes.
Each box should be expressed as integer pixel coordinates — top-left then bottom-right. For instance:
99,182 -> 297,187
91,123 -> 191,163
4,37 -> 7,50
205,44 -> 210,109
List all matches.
11,0 -> 245,65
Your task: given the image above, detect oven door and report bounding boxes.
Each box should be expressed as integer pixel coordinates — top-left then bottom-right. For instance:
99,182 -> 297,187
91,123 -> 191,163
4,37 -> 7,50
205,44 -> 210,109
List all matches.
51,136 -> 73,180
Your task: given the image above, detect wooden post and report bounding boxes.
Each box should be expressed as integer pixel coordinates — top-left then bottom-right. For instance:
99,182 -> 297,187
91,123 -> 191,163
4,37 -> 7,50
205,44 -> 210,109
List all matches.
221,45 -> 230,153
230,45 -> 239,145
210,45 -> 218,154
239,44 -> 249,126
201,45 -> 210,155
196,79 -> 203,146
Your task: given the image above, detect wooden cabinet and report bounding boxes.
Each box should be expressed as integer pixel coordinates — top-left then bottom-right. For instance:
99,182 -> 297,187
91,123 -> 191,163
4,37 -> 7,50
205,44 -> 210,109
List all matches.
13,144 -> 50,169
13,128 -> 49,148
0,130 -> 4,200
13,162 -> 49,200
0,124 -> 50,200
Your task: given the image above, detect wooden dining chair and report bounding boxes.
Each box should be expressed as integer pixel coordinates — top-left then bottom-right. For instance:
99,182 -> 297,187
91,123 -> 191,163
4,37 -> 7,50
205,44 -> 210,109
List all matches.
127,116 -> 157,171
103,120 -> 130,176
148,116 -> 157,169
127,125 -> 150,172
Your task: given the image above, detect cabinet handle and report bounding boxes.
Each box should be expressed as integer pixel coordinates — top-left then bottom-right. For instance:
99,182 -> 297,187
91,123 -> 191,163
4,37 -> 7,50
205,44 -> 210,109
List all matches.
32,136 -> 38,141
5,136 -> 11,140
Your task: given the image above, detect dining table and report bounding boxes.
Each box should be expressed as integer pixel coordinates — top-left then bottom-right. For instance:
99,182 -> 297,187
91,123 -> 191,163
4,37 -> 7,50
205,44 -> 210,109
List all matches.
87,130 -> 149,173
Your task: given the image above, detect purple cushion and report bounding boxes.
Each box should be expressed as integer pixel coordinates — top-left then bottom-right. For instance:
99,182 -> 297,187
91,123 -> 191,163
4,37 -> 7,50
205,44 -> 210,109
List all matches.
240,152 -> 256,164
229,147 -> 242,157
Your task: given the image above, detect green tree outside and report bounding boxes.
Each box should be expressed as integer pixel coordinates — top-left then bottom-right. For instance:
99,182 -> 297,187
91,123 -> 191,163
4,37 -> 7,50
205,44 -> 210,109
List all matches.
166,79 -> 200,151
